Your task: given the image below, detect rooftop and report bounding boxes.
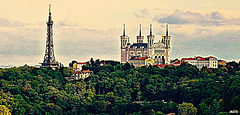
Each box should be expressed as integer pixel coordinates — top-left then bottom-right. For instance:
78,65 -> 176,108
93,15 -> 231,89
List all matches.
130,43 -> 148,48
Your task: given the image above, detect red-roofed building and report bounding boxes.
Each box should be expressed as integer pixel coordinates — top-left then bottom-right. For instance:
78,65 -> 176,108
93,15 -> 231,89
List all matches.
135,57 -> 140,60
74,70 -> 92,80
73,62 -> 87,70
170,59 -> 181,66
140,57 -> 148,60
154,64 -> 174,68
199,58 -> 205,61
71,61 -> 93,80
196,56 -> 203,58
77,62 -> 87,64
181,56 -> 218,69
82,70 -> 91,73
166,113 -> 175,115
182,57 -> 198,66
128,57 -> 154,67
173,61 -> 181,66
207,56 -> 216,58
218,60 -> 226,66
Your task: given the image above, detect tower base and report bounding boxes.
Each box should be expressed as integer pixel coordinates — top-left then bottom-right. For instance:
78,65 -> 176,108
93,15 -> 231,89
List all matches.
40,62 -> 59,69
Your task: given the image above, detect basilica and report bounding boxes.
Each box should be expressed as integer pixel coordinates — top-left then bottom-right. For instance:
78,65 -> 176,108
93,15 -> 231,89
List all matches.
120,24 -> 171,65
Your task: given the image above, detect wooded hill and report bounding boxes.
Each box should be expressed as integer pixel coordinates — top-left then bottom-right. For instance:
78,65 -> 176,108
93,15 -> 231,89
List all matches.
0,60 -> 239,115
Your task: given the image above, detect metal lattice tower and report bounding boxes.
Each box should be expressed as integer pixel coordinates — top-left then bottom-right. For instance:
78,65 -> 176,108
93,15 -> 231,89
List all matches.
41,5 -> 59,68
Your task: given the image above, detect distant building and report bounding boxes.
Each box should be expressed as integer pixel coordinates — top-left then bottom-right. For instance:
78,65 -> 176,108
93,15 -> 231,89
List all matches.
34,65 -> 41,68
170,59 -> 181,66
0,65 -> 14,69
166,113 -> 175,115
121,24 -> 171,65
100,60 -> 120,66
229,110 -> 238,114
153,64 -> 175,68
70,61 -> 92,80
128,56 -> 154,67
181,56 -> 218,69
73,62 -> 87,70
74,70 -> 92,80
218,60 -> 227,66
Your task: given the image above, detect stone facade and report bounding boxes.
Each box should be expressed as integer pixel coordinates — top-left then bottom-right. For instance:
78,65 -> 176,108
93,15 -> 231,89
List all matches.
121,24 -> 171,65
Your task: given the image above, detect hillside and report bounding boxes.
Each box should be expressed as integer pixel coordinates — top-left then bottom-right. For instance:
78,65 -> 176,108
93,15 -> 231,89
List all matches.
0,61 -> 240,114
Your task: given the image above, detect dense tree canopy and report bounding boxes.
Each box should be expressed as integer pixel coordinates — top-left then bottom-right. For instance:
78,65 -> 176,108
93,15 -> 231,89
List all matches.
0,60 -> 239,114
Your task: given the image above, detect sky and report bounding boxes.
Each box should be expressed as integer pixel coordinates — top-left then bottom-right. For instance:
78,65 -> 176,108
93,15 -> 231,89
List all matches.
0,0 -> 240,66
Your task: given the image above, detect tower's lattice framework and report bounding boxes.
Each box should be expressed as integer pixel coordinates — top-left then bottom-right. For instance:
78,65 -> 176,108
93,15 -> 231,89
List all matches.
41,5 -> 59,68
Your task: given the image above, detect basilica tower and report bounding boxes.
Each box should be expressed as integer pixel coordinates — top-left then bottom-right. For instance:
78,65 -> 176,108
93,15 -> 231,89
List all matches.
163,24 -> 171,64
147,24 -> 154,48
120,24 -> 129,63
137,24 -> 144,43
120,24 -> 129,48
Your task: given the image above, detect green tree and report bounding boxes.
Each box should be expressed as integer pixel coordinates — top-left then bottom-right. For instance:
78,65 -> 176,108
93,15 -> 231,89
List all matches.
69,60 -> 77,67
62,67 -> 74,77
211,99 -> 220,115
0,105 -> 11,115
198,102 -> 211,115
178,102 -> 197,115
230,95 -> 240,110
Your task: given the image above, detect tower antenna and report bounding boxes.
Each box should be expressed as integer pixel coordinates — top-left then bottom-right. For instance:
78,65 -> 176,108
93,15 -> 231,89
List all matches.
49,4 -> 51,14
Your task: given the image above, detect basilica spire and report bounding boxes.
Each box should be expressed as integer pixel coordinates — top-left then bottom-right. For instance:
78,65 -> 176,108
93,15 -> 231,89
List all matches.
166,24 -> 168,36
139,24 -> 142,36
137,24 -> 144,43
150,24 -> 152,36
123,24 -> 125,36
147,24 -> 154,48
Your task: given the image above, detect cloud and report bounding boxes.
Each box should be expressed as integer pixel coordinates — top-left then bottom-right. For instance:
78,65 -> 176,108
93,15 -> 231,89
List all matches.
0,29 -> 43,57
51,28 -> 120,65
170,30 -> 240,60
210,11 -> 225,20
155,9 -> 240,26
134,9 -> 150,18
57,19 -> 81,27
0,17 -> 26,27
0,22 -> 122,66
157,15 -> 189,24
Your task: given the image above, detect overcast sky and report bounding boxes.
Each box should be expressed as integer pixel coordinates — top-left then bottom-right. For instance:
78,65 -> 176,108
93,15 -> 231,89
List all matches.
0,0 -> 240,66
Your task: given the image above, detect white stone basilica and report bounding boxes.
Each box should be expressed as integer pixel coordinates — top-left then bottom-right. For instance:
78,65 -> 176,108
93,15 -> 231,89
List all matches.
120,24 -> 171,65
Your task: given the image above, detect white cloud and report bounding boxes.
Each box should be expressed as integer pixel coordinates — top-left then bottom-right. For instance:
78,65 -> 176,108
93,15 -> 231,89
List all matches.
57,19 -> 81,27
155,9 -> 240,26
170,30 -> 240,61
0,17 -> 26,27
134,9 -> 150,18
